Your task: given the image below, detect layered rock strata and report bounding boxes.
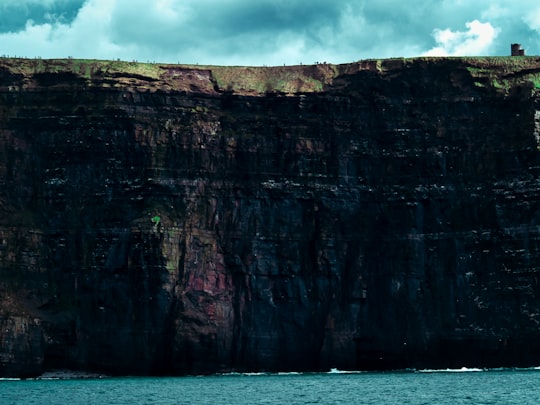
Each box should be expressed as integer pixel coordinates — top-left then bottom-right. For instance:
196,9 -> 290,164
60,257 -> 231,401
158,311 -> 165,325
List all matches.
0,57 -> 540,376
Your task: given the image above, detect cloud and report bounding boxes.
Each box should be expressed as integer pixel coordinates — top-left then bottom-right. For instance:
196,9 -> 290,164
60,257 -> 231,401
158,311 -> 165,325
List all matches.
103,0 -> 348,64
523,6 -> 540,33
0,0 -> 85,33
0,0 -> 126,59
0,0 -> 538,65
423,20 -> 499,56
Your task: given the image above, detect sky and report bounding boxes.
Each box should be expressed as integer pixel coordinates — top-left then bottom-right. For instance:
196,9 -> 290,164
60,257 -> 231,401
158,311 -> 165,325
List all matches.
0,0 -> 539,66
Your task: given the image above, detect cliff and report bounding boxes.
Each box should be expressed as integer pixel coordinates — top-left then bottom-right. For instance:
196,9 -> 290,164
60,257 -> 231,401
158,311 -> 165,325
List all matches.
0,56 -> 540,377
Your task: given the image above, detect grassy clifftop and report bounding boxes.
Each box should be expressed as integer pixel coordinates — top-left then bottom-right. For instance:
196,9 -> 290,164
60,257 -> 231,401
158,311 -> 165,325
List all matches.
1,56 -> 540,95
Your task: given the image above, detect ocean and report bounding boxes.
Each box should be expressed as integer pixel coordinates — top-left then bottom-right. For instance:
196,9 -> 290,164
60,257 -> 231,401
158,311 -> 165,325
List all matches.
1,368 -> 540,404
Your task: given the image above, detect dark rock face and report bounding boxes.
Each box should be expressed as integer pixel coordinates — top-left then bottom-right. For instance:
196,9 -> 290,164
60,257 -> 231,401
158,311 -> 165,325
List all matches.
1,57 -> 540,376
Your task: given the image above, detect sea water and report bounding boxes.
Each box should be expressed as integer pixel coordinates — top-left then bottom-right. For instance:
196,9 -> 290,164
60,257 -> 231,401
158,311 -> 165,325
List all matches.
1,368 -> 540,404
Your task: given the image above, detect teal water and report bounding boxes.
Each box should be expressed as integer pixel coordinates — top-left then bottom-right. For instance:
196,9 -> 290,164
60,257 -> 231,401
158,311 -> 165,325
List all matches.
1,368 -> 540,404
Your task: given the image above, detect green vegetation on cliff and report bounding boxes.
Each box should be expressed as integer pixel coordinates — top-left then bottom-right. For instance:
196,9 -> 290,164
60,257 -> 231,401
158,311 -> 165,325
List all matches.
1,56 -> 539,95
1,53 -> 540,377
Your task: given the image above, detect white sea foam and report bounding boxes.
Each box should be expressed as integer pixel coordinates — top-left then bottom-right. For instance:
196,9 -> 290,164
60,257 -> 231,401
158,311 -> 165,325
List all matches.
418,367 -> 484,373
327,368 -> 365,374
6,369 -> 540,404
222,369 -> 362,377
239,372 -> 268,376
219,372 -> 269,377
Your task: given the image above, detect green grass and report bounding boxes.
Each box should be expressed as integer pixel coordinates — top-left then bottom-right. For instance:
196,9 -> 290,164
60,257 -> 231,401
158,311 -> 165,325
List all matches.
531,74 -> 540,89
1,55 -> 539,95
461,56 -> 540,93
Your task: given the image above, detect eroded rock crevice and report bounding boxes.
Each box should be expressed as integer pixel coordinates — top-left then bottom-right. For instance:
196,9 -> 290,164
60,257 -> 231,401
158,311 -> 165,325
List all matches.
0,57 -> 540,376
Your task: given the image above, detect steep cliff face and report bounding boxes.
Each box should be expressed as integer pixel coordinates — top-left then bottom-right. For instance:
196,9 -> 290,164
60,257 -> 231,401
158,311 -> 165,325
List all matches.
0,57 -> 540,376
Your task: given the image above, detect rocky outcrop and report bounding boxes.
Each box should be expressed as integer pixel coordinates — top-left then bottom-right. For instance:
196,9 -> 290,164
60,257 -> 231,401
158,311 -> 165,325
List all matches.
0,57 -> 540,376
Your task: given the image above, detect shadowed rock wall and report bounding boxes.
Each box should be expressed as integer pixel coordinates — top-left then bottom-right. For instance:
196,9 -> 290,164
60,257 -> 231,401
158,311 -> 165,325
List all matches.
0,57 -> 540,376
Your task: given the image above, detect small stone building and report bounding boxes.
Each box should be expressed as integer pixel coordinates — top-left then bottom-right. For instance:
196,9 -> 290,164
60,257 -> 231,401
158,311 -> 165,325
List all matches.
511,43 -> 525,56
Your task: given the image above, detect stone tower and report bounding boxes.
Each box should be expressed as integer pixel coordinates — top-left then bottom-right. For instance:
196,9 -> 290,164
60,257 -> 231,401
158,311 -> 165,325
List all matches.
511,43 -> 525,56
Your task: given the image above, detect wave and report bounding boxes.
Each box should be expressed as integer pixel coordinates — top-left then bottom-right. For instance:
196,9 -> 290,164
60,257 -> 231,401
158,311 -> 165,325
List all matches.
418,367 -> 484,373
327,368 -> 365,374
418,366 -> 540,374
220,368 -> 367,377
9,365 -> 539,380
507,366 -> 540,372
218,371 -> 280,377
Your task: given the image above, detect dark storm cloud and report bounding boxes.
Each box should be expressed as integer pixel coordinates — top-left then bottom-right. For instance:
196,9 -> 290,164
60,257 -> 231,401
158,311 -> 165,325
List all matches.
0,0 -> 85,33
1,0 -> 539,65
205,0 -> 343,33
106,0 -> 348,63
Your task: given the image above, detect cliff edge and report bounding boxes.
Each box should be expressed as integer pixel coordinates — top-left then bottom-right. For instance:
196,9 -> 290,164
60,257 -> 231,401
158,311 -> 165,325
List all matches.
1,57 -> 540,376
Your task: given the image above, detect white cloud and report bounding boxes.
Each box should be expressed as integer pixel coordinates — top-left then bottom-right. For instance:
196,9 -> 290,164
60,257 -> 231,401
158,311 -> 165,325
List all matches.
481,4 -> 509,20
0,0 -> 538,65
423,20 -> 499,56
523,7 -> 540,32
0,0 -> 132,60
